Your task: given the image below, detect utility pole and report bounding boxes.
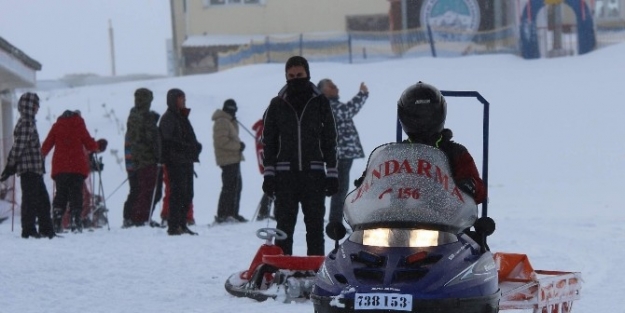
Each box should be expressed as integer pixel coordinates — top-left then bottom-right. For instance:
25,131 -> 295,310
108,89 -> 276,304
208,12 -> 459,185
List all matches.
401,0 -> 409,30
108,19 -> 116,76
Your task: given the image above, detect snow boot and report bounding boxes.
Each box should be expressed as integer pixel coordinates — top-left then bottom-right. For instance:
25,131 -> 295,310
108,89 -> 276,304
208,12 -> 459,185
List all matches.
233,215 -> 248,223
52,208 -> 64,233
70,213 -> 83,233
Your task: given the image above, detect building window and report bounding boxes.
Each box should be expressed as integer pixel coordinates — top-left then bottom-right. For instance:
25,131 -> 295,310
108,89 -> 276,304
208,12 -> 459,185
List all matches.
204,0 -> 262,7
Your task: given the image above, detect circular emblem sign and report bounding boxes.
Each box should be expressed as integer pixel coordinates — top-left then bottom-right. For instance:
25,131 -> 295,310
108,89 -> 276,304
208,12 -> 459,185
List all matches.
421,0 -> 481,38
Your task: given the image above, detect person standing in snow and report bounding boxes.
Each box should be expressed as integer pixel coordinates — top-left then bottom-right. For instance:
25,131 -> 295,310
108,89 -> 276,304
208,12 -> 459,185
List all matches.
317,78 -> 369,226
212,99 -> 247,224
262,56 -> 338,256
41,110 -> 104,233
0,93 -> 56,239
122,88 -> 163,227
159,88 -> 202,236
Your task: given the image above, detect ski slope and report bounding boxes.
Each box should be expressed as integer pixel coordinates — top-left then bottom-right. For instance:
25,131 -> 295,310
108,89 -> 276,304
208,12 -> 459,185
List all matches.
1,43 -> 624,313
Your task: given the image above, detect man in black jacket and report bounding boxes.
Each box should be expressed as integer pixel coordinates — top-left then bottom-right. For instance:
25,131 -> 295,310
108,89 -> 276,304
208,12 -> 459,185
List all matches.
262,56 -> 338,255
159,88 -> 202,236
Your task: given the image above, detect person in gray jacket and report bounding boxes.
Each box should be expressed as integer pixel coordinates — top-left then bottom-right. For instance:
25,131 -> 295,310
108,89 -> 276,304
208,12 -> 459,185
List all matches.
212,99 -> 247,224
317,79 -> 369,225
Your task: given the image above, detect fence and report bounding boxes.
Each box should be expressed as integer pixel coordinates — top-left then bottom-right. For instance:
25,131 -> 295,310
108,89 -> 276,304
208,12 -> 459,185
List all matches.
214,22 -> 625,72
217,25 -> 519,72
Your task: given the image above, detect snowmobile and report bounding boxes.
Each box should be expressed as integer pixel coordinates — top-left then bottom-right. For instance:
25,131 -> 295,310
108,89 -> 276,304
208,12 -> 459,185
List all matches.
310,142 -> 499,313
310,90 -> 582,313
224,227 -> 327,302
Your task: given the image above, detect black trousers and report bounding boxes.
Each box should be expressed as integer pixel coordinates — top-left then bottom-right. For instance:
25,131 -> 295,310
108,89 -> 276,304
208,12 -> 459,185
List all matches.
165,162 -> 194,229
123,170 -> 138,221
258,193 -> 273,217
274,170 -> 326,256
52,173 -> 85,220
329,159 -> 353,224
20,172 -> 54,234
216,163 -> 242,218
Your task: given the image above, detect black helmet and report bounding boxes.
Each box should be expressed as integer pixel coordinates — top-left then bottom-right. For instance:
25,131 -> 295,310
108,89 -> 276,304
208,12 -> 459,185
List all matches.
397,81 -> 447,138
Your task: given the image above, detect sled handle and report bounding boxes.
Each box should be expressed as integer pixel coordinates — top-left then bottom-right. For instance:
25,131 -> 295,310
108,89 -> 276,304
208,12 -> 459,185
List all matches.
395,90 -> 490,218
256,227 -> 288,244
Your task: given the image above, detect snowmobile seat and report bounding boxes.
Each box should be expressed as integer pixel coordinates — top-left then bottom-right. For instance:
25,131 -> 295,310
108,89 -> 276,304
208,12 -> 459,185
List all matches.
261,255 -> 326,271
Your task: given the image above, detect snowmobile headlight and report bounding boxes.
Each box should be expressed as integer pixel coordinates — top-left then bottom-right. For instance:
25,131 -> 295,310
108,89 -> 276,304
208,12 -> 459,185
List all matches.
362,228 -> 390,246
362,229 -> 443,247
409,230 -> 439,247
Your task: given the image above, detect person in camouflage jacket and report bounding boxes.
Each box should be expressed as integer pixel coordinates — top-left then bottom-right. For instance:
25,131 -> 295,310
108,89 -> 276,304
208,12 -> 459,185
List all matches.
123,88 -> 163,226
317,79 -> 369,225
0,92 -> 55,238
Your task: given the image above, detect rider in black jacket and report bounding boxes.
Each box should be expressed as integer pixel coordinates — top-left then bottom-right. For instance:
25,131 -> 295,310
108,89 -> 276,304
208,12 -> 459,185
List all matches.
262,56 -> 338,256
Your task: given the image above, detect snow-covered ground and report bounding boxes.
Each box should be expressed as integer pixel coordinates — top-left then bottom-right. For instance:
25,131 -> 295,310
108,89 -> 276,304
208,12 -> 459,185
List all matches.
1,43 -> 624,313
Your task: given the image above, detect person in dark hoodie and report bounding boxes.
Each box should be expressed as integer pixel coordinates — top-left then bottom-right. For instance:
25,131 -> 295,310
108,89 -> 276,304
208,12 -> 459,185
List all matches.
42,110 -> 102,233
262,56 -> 338,256
212,99 -> 247,224
122,88 -> 163,227
0,92 -> 56,239
159,88 -> 202,236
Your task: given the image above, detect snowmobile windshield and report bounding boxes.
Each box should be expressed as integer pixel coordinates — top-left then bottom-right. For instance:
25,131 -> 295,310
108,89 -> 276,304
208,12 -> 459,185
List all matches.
348,228 -> 458,248
343,143 -> 478,234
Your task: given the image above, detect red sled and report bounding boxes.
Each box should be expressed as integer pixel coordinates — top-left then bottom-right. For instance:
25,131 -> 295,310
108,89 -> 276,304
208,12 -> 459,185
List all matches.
224,228 -> 325,302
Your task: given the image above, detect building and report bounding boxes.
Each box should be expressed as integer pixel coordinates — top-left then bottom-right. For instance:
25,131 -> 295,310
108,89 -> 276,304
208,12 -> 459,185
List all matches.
169,0 -> 389,75
169,0 -> 625,74
0,37 -> 41,171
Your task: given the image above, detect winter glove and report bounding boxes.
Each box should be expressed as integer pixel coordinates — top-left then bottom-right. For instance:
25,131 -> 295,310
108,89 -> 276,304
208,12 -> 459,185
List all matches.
240,142 -> 246,152
325,222 -> 347,241
196,142 -> 203,154
325,177 -> 339,196
456,178 -> 476,196
0,164 -> 17,182
262,175 -> 276,197
353,170 -> 366,187
96,139 -> 108,153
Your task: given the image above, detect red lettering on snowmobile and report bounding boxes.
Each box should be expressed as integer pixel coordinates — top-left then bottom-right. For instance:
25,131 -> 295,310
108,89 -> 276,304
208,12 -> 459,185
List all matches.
351,157 -> 464,204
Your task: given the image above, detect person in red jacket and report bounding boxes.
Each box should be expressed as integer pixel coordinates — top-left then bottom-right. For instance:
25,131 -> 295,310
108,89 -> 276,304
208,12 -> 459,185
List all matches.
42,110 -> 103,233
252,118 -> 274,221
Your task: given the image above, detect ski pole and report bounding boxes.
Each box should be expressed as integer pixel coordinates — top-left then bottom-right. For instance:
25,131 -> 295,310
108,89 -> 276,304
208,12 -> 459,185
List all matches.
93,155 -> 110,231
235,120 -> 257,140
11,177 -> 15,232
105,177 -> 128,201
147,164 -> 163,226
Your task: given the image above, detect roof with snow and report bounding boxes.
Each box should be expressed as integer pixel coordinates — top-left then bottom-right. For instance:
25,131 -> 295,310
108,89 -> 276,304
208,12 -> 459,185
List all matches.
182,35 -> 267,47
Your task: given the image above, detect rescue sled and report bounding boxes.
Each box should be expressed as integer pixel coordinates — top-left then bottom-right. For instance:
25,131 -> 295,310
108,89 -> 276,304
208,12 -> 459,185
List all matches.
224,90 -> 583,313
224,227 -> 326,302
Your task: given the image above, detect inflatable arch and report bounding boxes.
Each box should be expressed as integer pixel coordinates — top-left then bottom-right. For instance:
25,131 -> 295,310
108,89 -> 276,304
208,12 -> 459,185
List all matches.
520,0 -> 596,59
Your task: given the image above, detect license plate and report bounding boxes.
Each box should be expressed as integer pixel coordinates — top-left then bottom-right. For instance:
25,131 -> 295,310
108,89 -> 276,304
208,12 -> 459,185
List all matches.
354,293 -> 413,311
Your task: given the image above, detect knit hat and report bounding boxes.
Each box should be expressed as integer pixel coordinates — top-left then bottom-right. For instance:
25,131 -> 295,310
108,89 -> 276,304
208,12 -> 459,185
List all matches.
135,88 -> 153,104
166,88 -> 185,107
223,99 -> 237,114
285,56 -> 310,78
